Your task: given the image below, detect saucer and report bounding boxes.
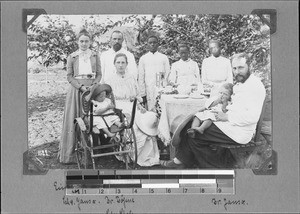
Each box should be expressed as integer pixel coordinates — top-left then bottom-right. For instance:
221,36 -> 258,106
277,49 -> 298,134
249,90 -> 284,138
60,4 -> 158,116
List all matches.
173,95 -> 189,99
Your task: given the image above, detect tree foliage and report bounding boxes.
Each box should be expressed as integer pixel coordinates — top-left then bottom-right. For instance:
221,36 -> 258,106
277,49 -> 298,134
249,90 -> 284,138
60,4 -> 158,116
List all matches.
120,14 -> 270,86
27,14 -> 270,85
27,15 -> 78,67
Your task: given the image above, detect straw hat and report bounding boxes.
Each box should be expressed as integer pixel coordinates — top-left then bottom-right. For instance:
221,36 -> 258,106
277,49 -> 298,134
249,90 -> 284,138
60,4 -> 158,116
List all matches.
90,83 -> 112,100
135,110 -> 159,136
170,111 -> 197,147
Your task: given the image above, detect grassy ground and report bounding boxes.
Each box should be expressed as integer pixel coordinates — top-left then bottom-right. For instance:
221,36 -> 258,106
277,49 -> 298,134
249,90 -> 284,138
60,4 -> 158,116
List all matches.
27,69 -> 272,171
27,70 -> 152,170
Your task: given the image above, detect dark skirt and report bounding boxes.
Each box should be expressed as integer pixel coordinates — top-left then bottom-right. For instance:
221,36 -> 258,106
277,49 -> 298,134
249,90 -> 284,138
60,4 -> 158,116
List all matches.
58,79 -> 94,163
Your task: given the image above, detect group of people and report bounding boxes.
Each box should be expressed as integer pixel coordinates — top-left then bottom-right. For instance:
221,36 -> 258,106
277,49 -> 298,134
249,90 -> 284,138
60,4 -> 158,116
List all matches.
58,28 -> 266,169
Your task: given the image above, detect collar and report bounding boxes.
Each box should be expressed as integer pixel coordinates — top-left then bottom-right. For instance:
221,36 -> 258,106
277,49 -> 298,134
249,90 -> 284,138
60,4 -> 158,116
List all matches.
148,51 -> 159,55
234,74 -> 253,86
179,58 -> 191,63
71,49 -> 95,58
210,55 -> 221,59
109,47 -> 126,54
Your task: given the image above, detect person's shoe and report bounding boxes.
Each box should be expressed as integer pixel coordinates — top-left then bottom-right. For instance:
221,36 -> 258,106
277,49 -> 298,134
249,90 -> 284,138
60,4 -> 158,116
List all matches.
160,160 -> 185,169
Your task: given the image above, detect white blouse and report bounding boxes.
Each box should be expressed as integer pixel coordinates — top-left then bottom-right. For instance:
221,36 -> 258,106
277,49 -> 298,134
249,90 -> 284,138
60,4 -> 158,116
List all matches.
168,59 -> 200,86
78,49 -> 93,75
201,55 -> 233,84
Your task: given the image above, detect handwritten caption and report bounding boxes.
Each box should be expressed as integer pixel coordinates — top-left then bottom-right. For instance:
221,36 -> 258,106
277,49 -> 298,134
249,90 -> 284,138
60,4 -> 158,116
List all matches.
211,198 -> 248,211
54,181 -> 134,213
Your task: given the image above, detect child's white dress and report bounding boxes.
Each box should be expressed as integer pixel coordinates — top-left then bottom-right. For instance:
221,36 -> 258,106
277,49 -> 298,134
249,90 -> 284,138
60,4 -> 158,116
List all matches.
92,98 -> 120,130
195,96 -> 228,121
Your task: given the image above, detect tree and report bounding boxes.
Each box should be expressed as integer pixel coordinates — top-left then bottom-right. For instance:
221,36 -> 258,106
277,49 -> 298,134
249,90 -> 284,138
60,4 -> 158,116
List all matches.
125,14 -> 270,86
27,15 -> 78,68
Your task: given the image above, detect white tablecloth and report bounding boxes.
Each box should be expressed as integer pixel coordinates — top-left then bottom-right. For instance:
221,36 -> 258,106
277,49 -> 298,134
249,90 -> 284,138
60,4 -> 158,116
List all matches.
157,94 -> 206,146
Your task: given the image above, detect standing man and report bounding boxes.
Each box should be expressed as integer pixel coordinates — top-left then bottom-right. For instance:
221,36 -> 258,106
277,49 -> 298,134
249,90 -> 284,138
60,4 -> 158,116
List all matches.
100,30 -> 138,83
138,35 -> 170,111
160,53 -> 266,168
201,39 -> 233,96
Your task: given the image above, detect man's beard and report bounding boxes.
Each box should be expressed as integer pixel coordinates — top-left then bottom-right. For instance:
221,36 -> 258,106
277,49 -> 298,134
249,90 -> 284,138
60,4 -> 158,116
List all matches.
235,71 -> 251,83
113,43 -> 122,52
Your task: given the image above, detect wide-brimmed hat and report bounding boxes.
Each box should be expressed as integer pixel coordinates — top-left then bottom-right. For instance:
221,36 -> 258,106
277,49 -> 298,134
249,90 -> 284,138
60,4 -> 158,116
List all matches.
90,83 -> 112,99
135,110 -> 159,136
170,111 -> 197,147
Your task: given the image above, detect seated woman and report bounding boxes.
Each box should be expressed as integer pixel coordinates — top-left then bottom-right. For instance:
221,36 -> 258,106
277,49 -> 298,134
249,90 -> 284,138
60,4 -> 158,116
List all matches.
168,44 -> 201,90
104,53 -> 140,114
104,53 -> 160,166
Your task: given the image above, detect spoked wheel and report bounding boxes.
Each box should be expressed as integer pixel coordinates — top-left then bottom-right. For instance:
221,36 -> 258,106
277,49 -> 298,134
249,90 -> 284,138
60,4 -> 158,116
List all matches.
74,122 -> 90,169
121,127 -> 138,169
129,127 -> 138,168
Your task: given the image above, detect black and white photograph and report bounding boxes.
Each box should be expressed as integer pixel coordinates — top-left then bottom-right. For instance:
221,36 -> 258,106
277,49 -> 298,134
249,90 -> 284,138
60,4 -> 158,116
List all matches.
1,1 -> 299,213
26,14 -> 273,171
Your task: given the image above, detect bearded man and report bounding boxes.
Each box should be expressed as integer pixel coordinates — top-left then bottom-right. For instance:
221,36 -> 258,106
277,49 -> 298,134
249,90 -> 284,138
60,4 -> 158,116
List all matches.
161,52 -> 266,168
100,30 -> 138,83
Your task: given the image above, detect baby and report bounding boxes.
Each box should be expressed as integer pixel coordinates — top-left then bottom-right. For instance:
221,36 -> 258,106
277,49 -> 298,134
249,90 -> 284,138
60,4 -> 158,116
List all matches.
187,83 -> 233,137
91,87 -> 124,137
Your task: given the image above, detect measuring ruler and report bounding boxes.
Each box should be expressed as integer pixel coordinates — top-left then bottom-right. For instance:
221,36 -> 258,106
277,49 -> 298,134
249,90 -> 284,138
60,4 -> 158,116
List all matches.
66,169 -> 235,195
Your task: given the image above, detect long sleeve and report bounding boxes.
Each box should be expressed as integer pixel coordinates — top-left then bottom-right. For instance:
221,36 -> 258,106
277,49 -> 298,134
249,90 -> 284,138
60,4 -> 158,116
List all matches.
227,92 -> 265,127
163,55 -> 171,77
127,52 -> 138,81
201,58 -> 210,85
138,56 -> 146,97
225,60 -> 233,84
194,62 -> 201,83
227,79 -> 266,126
92,53 -> 102,84
66,55 -> 81,89
99,52 -> 106,84
168,63 -> 177,84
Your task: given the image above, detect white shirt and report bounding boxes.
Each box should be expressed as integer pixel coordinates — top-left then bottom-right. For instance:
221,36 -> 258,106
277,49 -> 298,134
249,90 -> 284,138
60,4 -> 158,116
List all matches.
78,49 -> 93,75
100,48 -> 138,83
138,51 -> 170,110
93,98 -> 114,115
214,74 -> 266,144
201,55 -> 233,84
168,59 -> 200,86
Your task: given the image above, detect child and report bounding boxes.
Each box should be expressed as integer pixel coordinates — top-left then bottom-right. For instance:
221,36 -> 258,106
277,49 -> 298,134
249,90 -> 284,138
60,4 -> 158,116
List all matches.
90,84 -> 124,137
187,83 -> 233,137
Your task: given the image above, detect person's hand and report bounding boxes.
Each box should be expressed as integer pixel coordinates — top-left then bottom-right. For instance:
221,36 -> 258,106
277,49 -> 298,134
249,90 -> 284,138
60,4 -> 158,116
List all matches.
80,86 -> 88,92
136,96 -> 143,103
109,102 -> 115,109
221,94 -> 230,103
187,128 -> 196,138
137,103 -> 147,113
211,110 -> 228,121
214,95 -> 222,104
129,96 -> 135,102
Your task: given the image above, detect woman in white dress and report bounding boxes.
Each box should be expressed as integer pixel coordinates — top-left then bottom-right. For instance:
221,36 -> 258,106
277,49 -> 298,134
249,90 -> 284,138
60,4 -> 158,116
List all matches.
104,53 -> 139,115
103,53 -> 160,166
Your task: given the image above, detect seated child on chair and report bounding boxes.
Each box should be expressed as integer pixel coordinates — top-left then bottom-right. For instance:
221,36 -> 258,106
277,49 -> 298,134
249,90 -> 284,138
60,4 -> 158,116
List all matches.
187,83 -> 233,137
90,84 -> 124,137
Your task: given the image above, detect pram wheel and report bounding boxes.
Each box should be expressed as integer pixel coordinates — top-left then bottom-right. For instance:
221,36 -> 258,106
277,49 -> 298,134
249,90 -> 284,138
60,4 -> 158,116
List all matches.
74,122 -> 90,169
110,126 -> 138,169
